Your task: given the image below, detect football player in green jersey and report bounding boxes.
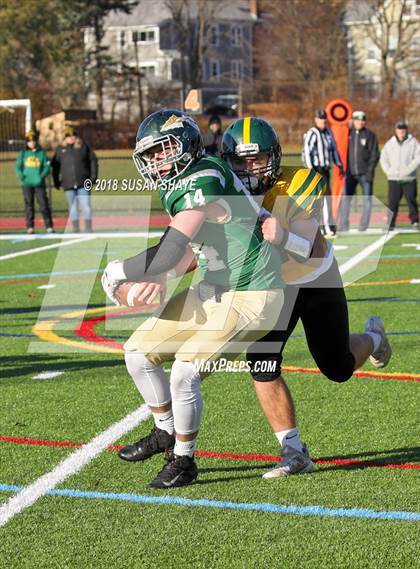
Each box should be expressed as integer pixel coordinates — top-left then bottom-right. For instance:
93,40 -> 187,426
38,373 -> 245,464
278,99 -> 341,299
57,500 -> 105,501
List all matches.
102,109 -> 285,488
221,117 -> 392,478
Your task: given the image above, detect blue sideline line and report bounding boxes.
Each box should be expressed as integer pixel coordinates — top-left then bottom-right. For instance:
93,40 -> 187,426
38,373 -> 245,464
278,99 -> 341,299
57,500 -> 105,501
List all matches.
0,484 -> 419,522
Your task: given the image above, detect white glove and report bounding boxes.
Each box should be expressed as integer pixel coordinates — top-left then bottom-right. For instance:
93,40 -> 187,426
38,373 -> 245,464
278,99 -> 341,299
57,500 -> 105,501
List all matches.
101,260 -> 127,305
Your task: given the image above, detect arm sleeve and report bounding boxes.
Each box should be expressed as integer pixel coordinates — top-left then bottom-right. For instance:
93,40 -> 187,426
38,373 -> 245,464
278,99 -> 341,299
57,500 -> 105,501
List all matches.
123,226 -> 191,281
15,152 -> 24,181
379,144 -> 391,177
367,133 -> 380,179
41,151 -> 50,179
303,131 -> 314,168
330,130 -> 342,167
51,152 -> 61,188
288,172 -> 326,221
89,146 -> 98,181
400,139 -> 420,177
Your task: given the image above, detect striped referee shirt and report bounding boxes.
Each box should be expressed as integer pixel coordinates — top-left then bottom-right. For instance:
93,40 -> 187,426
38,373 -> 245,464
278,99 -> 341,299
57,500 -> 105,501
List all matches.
302,127 -> 342,169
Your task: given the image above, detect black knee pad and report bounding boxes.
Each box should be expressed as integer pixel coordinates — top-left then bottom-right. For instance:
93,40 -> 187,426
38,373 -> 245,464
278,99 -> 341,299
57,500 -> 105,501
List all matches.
247,352 -> 282,382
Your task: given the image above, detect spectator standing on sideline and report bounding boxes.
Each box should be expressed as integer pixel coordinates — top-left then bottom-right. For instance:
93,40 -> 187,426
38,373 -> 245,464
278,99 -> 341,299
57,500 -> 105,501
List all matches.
302,109 -> 344,236
51,126 -> 98,233
380,121 -> 420,231
15,130 -> 54,234
203,115 -> 223,156
338,111 -> 379,232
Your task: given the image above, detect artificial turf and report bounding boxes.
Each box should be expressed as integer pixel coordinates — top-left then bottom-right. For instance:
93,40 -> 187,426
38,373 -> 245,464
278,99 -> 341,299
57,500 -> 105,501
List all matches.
0,232 -> 419,568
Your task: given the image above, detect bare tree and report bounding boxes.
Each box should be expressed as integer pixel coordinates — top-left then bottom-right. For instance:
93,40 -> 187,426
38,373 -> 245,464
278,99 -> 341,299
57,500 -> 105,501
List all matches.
351,0 -> 419,98
254,0 -> 348,108
164,0 -> 223,101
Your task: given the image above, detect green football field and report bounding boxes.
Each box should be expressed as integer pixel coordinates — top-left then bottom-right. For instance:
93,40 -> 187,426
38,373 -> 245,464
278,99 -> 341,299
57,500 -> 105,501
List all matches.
0,230 -> 419,568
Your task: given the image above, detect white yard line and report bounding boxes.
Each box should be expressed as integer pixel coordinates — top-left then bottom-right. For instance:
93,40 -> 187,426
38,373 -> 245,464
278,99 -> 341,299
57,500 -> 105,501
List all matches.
0,404 -> 151,527
0,236 -> 96,261
0,232 -> 163,241
339,231 -> 399,276
33,371 -> 64,380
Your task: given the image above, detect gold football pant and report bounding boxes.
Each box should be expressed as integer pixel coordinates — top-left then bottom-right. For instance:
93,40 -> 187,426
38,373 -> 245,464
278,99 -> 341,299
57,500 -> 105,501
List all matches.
124,283 -> 284,434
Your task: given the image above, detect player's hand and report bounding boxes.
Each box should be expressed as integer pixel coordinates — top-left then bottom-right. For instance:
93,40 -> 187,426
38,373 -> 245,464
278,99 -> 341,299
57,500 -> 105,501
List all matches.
101,260 -> 127,305
262,217 -> 284,244
339,166 -> 345,178
139,273 -> 167,305
125,281 -> 165,306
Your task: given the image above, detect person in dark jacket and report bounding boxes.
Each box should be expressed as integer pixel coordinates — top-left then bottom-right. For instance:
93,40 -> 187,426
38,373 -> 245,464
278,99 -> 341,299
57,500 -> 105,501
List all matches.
51,126 -> 98,232
15,130 -> 54,234
202,115 -> 223,156
338,111 -> 380,232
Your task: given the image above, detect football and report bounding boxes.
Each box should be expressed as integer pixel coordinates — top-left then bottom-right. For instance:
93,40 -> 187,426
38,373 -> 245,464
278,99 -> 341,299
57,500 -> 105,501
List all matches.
115,281 -> 155,307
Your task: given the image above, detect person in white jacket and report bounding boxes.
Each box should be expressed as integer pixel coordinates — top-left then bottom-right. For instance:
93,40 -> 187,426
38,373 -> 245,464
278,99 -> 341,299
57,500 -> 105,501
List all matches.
380,121 -> 420,230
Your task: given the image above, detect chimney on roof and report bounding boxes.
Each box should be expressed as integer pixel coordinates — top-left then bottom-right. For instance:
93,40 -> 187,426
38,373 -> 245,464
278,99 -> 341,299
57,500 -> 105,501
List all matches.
249,0 -> 258,20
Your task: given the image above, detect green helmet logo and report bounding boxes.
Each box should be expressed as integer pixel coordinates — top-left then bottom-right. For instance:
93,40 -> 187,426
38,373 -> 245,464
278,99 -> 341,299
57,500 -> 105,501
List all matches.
133,109 -> 204,185
221,117 -> 281,194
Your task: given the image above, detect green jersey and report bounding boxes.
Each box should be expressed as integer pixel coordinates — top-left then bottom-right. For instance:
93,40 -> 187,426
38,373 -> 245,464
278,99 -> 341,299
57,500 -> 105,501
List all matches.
15,148 -> 50,188
159,156 -> 283,291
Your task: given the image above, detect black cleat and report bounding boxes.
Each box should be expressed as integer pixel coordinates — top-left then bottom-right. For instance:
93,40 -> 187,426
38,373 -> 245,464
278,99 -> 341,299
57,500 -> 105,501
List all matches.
118,427 -> 175,462
148,454 -> 198,489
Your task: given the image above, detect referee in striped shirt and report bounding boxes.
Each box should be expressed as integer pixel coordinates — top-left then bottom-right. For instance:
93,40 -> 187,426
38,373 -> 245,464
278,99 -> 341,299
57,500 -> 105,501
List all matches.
302,109 -> 344,236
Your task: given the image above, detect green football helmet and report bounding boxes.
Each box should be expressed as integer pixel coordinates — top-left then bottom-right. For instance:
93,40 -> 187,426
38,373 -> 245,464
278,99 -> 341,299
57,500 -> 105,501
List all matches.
133,109 -> 204,184
221,117 -> 281,194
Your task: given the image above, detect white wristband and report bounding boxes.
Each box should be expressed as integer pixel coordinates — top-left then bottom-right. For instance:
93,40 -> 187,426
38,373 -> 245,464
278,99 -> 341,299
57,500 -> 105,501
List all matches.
108,260 -> 127,281
284,232 -> 311,260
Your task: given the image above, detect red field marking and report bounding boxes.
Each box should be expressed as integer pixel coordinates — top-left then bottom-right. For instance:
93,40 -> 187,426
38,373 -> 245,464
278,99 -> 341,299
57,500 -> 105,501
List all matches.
74,314 -> 124,350
1,436 -> 419,470
0,212 -> 413,230
0,274 -> 102,286
0,215 -> 169,230
74,306 -> 156,350
348,279 -> 415,287
282,365 -> 420,382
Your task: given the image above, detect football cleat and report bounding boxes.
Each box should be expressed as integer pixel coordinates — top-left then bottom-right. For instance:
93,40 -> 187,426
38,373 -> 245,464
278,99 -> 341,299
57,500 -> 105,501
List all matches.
365,317 -> 392,368
262,445 -> 314,478
148,454 -> 198,489
118,427 -> 175,462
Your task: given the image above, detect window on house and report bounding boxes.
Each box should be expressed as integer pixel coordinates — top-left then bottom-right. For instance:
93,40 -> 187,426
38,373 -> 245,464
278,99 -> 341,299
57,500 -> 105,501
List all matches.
140,65 -> 156,77
386,35 -> 398,60
210,24 -> 219,46
231,60 -> 243,80
403,0 -> 420,18
118,31 -> 125,49
231,25 -> 242,46
210,60 -> 220,80
410,35 -> 420,57
172,60 -> 180,80
365,39 -> 377,62
132,29 -> 156,43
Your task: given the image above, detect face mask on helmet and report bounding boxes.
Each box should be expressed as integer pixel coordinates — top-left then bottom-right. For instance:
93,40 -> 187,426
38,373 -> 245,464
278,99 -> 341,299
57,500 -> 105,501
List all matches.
227,144 -> 276,194
133,133 -> 192,184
